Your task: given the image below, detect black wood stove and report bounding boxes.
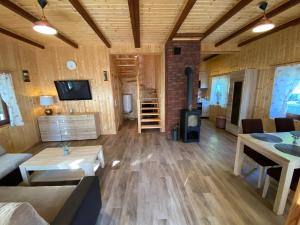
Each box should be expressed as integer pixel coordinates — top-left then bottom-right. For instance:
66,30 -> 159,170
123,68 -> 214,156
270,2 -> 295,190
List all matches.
180,67 -> 201,143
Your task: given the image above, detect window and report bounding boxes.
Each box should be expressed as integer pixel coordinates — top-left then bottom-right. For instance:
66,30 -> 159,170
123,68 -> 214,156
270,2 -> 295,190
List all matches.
0,73 -> 24,127
270,64 -> 300,119
210,75 -> 230,107
0,97 -> 9,126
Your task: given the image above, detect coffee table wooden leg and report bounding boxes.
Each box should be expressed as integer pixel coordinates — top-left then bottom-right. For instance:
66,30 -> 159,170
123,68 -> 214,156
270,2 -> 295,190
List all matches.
82,163 -> 95,176
234,137 -> 244,176
19,166 -> 31,185
273,164 -> 294,215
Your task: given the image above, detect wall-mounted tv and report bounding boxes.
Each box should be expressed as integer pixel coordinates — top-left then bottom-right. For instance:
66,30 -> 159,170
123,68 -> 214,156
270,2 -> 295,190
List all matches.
54,80 -> 92,101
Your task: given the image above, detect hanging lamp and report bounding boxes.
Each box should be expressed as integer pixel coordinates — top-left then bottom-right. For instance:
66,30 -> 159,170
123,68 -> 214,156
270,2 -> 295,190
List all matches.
33,0 -> 57,35
252,1 -> 275,33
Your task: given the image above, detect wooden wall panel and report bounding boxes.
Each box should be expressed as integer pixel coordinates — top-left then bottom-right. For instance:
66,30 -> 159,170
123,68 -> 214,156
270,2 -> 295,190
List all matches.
35,45 -> 117,135
141,55 -> 156,89
0,34 -> 41,153
0,33 -> 165,153
205,24 -> 300,131
109,43 -> 164,55
110,56 -> 123,130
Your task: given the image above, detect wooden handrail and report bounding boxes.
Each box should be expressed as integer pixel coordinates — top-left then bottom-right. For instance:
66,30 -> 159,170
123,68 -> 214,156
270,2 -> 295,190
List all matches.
136,63 -> 142,133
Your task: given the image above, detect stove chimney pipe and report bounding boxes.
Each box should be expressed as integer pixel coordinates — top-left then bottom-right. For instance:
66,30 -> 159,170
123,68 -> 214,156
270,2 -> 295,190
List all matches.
184,67 -> 193,111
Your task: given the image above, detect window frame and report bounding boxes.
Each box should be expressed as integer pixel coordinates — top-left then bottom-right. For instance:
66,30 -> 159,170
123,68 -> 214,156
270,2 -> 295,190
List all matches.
0,98 -> 10,126
269,64 -> 300,120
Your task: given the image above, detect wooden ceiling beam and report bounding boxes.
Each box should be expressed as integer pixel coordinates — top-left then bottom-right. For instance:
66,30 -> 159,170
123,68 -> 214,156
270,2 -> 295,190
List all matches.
238,17 -> 300,47
203,54 -> 219,62
0,0 -> 78,48
128,0 -> 140,48
201,42 -> 240,54
68,0 -> 111,48
167,0 -> 197,42
175,33 -> 203,38
0,27 -> 44,49
201,0 -> 253,41
216,0 -> 300,47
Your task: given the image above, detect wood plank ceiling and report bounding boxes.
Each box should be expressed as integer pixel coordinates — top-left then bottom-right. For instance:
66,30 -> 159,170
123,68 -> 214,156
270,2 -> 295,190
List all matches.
0,0 -> 299,49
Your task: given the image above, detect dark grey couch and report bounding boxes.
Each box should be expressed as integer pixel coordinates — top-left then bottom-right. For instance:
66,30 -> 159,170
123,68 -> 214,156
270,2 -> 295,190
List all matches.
0,176 -> 102,225
52,176 -> 102,225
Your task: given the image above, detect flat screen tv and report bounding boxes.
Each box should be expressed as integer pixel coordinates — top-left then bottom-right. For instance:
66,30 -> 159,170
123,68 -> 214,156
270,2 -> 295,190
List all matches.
54,80 -> 92,101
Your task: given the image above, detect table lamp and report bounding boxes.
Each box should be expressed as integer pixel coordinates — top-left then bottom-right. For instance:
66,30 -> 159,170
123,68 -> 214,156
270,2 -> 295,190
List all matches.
40,96 -> 54,115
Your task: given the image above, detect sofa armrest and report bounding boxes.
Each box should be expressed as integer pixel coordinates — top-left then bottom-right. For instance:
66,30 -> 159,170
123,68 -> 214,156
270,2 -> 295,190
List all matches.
51,176 -> 101,225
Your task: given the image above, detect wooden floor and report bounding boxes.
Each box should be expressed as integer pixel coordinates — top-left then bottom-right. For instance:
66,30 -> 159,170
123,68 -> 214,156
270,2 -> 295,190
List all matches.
30,119 -> 289,225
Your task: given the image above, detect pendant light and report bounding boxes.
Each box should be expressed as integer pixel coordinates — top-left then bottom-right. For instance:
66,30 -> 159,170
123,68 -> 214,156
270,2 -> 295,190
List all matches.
33,0 -> 57,35
252,1 -> 275,33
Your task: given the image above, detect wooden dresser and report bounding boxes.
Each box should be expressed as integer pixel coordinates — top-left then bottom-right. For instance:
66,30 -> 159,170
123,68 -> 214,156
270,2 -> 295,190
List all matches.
38,113 -> 101,142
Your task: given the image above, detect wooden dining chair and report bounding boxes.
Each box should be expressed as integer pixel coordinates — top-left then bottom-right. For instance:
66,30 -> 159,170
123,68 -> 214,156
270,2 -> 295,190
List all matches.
274,118 -> 295,132
262,167 -> 300,198
242,119 -> 278,188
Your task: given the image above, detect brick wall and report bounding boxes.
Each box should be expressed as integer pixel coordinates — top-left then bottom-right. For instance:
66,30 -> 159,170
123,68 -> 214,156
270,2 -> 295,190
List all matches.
165,41 -> 200,137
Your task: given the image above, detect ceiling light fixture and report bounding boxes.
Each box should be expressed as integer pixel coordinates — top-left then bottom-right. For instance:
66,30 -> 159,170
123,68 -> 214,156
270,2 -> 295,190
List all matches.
252,1 -> 275,33
33,0 -> 57,35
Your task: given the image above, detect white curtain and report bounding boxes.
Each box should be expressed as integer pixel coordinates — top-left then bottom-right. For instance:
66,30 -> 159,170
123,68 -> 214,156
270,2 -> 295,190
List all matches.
210,75 -> 230,107
0,73 -> 24,126
270,64 -> 300,118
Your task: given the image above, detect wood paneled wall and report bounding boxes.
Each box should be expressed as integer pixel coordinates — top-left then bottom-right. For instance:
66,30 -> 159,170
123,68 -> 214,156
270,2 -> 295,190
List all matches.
35,45 -> 117,135
110,55 -> 123,130
205,24 -> 300,131
0,37 -> 165,153
141,55 -> 156,89
0,34 -> 41,153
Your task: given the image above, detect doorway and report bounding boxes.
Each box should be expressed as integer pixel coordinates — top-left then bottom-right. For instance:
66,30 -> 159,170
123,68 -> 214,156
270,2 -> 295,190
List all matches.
231,81 -> 243,126
109,54 -> 164,133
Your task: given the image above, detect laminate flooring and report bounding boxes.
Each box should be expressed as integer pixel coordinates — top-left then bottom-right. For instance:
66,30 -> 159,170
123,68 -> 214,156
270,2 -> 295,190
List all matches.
29,119 -> 289,225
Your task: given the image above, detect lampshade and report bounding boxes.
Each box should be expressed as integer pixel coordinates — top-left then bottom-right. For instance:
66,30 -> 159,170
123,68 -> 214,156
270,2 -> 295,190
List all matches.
40,96 -> 54,106
252,17 -> 275,33
33,20 -> 57,35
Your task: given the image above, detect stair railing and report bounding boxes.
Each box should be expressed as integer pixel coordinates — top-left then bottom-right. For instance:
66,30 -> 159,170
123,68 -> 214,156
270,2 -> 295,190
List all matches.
136,70 -> 142,133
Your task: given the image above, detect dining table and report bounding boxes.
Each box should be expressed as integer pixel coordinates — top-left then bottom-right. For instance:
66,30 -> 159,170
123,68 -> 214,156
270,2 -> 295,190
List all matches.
233,131 -> 300,215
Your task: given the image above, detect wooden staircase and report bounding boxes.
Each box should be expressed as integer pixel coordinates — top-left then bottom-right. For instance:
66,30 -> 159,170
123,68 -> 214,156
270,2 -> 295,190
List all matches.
138,88 -> 161,132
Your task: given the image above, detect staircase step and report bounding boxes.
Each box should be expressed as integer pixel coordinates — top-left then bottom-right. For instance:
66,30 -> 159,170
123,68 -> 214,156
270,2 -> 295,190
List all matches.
141,113 -> 159,116
141,118 -> 161,122
141,107 -> 159,110
141,125 -> 161,129
141,102 -> 158,105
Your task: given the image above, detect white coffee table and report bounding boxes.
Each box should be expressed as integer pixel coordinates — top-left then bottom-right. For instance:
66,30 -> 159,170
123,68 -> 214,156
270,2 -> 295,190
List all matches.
19,145 -> 105,185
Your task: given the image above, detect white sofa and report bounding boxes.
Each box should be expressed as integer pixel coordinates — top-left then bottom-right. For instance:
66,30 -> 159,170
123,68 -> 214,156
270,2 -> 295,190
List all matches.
0,145 -> 32,185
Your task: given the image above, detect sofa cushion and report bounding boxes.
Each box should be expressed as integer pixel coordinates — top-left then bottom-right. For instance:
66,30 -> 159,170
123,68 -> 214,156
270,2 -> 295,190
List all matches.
0,202 -> 49,225
0,153 -> 32,179
0,145 -> 6,156
0,186 -> 75,223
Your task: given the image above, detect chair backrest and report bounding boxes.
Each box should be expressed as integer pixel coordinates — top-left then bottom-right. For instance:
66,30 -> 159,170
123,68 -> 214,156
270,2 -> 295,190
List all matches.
274,118 -> 295,132
241,119 -> 264,134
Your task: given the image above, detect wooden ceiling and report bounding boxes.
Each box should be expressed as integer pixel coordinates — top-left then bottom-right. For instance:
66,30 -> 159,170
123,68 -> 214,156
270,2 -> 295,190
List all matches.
0,0 -> 299,50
